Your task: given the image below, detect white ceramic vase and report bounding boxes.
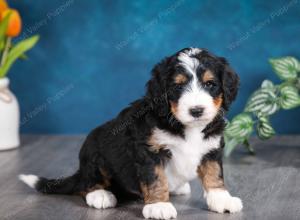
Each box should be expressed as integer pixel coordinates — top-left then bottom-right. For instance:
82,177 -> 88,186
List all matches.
0,77 -> 20,150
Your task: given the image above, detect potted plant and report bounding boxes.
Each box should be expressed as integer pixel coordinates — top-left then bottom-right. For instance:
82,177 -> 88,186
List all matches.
224,56 -> 300,156
0,0 -> 39,150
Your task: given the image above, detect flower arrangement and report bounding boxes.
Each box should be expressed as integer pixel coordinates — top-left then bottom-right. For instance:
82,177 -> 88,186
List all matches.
0,0 -> 40,150
0,0 -> 39,78
224,56 -> 300,156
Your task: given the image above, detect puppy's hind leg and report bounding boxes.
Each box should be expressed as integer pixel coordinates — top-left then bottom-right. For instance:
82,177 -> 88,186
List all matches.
85,188 -> 117,209
79,168 -> 117,209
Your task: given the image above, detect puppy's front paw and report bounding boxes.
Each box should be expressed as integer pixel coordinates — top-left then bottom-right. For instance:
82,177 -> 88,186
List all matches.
205,189 -> 243,213
142,202 -> 177,219
86,189 -> 117,209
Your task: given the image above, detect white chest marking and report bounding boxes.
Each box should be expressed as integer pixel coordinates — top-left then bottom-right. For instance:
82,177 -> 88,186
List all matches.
151,127 -> 221,191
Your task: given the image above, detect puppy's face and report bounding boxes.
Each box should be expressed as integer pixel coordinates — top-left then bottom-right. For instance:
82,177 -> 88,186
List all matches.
147,48 -> 239,127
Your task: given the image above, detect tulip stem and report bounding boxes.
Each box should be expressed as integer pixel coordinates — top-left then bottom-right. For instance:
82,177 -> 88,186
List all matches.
1,37 -> 11,67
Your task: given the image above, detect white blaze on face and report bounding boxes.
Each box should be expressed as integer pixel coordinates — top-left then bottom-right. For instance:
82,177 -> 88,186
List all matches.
176,48 -> 218,126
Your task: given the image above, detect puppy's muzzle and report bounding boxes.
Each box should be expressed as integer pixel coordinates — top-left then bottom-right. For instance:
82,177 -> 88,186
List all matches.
189,106 -> 204,118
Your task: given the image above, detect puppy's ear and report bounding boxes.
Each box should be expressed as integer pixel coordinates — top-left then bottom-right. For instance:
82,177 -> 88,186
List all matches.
219,57 -> 239,111
146,57 -> 172,117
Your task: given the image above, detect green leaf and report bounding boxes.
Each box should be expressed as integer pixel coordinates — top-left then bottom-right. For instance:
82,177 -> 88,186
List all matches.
8,42 -> 28,60
256,116 -> 275,139
243,139 -> 255,155
224,135 -> 240,157
279,85 -> 300,109
0,40 -> 4,51
0,11 -> 11,44
245,89 -> 279,115
258,102 -> 280,115
261,80 -> 275,90
19,53 -> 28,60
225,113 -> 254,140
269,57 -> 299,80
0,35 -> 39,78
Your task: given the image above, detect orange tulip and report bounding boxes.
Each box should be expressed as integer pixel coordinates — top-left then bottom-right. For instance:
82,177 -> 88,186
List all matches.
1,9 -> 22,37
0,0 -> 8,14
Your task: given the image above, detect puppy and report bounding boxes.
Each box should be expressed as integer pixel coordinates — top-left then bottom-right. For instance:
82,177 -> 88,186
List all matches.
19,48 -> 242,219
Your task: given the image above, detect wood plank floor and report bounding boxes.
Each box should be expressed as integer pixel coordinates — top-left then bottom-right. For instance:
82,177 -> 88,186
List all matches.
0,135 -> 299,220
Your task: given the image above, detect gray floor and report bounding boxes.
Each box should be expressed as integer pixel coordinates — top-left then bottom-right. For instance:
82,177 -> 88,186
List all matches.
0,135 -> 299,220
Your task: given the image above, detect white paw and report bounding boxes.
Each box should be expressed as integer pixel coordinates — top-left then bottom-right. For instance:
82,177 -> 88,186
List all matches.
86,190 -> 117,209
205,189 -> 243,213
171,182 -> 191,195
143,202 -> 177,219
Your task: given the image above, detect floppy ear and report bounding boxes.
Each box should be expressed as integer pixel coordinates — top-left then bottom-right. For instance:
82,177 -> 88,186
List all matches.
146,57 -> 172,117
219,57 -> 240,111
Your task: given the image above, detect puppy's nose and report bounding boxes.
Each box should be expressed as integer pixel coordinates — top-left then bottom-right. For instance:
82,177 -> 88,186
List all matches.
189,106 -> 204,118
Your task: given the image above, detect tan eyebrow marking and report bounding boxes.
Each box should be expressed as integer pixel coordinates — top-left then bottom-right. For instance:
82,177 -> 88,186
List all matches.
202,70 -> 215,82
174,74 -> 188,84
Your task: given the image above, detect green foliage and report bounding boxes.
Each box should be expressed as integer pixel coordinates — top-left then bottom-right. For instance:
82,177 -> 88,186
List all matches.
244,88 -> 279,115
0,35 -> 39,78
0,12 -> 39,78
0,11 -> 11,46
269,57 -> 299,80
279,85 -> 300,109
224,113 -> 254,156
224,56 -> 300,156
225,113 -> 254,140
256,116 -> 275,139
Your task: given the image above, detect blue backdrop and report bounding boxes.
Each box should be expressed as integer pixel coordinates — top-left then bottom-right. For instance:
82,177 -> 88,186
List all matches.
9,0 -> 300,134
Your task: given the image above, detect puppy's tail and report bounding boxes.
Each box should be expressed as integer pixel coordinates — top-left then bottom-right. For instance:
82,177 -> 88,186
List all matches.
18,171 -> 82,194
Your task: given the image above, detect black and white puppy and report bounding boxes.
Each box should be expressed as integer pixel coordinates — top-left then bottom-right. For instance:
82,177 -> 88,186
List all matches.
19,48 -> 242,219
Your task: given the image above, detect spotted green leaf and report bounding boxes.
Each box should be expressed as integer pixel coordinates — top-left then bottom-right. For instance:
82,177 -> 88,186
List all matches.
245,89 -> 279,115
279,85 -> 300,109
256,116 -> 275,139
225,113 -> 254,140
261,80 -> 275,90
224,135 -> 240,157
269,57 -> 299,80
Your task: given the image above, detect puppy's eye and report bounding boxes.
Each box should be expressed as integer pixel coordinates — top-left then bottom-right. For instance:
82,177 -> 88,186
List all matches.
204,81 -> 216,88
